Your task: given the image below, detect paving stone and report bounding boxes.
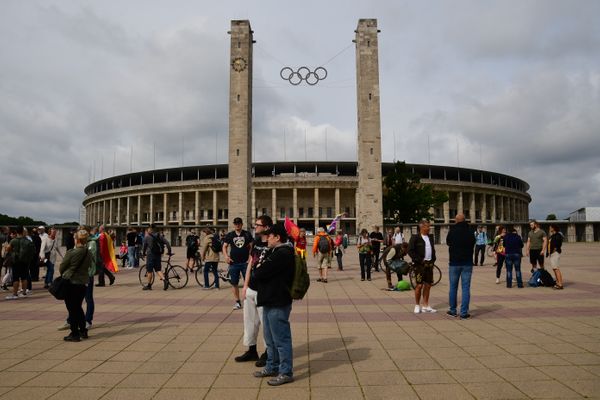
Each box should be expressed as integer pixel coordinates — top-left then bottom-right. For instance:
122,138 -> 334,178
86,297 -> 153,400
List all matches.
463,382 -> 528,399
512,379 -> 583,399
0,386 -> 61,400
412,383 -> 475,399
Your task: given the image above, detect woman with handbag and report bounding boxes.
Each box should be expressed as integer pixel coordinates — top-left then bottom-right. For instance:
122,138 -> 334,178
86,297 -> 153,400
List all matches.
58,228 -> 92,342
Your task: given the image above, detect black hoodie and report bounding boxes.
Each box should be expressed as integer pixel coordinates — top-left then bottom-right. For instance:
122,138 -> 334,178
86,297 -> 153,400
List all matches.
446,221 -> 476,265
253,243 -> 295,307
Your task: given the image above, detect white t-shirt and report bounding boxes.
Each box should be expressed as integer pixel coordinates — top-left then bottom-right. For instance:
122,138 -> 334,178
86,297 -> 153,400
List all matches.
393,232 -> 404,245
421,235 -> 432,261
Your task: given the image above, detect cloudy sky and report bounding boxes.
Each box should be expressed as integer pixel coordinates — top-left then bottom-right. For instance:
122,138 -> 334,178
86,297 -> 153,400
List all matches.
1,0 -> 599,223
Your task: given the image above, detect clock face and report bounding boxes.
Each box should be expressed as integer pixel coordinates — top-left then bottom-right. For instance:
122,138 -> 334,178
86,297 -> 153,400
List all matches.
232,57 -> 247,72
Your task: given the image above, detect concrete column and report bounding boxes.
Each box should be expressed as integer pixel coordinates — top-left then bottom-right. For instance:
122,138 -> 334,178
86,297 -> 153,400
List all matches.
126,196 -> 130,225
567,223 -> 576,242
102,200 -> 106,225
251,189 -> 256,223
443,199 -> 450,224
137,195 -> 141,225
292,188 -> 298,223
457,192 -> 463,215
227,20 -> 253,229
491,195 -> 496,223
314,187 -> 319,233
162,193 -> 167,225
178,192 -> 183,225
272,188 -> 277,222
213,190 -> 218,226
335,188 -> 340,216
469,192 -> 476,222
117,198 -> 121,225
355,19 -> 383,230
149,195 -> 154,224
439,225 -> 449,245
585,224 -> 594,242
499,196 -> 505,222
481,194 -> 487,223
195,191 -> 200,225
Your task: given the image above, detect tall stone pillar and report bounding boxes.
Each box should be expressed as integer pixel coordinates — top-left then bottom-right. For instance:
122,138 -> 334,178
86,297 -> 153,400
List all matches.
195,191 -> 200,225
293,188 -> 298,223
149,195 -> 154,224
499,196 -> 505,222
108,200 -> 113,225
227,20 -> 253,229
491,195 -> 496,222
126,196 -> 130,226
314,188 -> 320,233
272,188 -> 277,222
481,194 -> 487,223
355,19 -> 383,231
163,193 -> 167,225
469,193 -> 476,222
117,198 -> 121,225
137,195 -> 141,225
334,188 -> 340,216
178,192 -> 183,225
213,190 -> 218,226
443,200 -> 450,224
457,192 -> 463,215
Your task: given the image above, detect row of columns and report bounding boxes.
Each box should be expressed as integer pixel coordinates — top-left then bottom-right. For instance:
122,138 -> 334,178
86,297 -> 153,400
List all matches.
442,191 -> 528,224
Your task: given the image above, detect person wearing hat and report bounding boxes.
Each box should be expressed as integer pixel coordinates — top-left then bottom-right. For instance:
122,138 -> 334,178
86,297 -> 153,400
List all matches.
252,223 -> 295,386
223,217 -> 253,310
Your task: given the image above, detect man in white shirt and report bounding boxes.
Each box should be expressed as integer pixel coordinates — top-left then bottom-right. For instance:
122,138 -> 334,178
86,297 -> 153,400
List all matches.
408,220 -> 437,314
392,226 -> 404,246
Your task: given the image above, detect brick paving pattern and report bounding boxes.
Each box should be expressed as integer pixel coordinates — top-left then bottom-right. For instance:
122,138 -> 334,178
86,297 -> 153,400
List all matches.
0,243 -> 598,399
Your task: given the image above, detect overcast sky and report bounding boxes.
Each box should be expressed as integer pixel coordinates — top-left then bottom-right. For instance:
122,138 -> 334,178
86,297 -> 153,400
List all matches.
1,0 -> 599,223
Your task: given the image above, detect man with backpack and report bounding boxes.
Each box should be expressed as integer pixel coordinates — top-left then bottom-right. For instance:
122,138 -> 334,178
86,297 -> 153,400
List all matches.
5,226 -> 35,300
223,217 -> 254,310
142,224 -> 172,291
312,227 -> 333,283
185,230 -> 199,271
235,215 -> 273,366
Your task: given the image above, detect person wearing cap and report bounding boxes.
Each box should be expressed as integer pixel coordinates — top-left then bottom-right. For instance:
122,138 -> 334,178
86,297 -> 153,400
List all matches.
252,223 -> 295,386
141,224 -> 172,290
59,228 -> 92,341
223,217 -> 254,310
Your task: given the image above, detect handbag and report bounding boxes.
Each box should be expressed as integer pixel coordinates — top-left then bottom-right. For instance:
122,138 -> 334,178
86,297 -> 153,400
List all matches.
48,276 -> 69,300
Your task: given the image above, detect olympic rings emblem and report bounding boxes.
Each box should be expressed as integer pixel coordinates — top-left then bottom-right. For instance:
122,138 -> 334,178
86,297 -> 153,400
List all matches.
280,66 -> 328,86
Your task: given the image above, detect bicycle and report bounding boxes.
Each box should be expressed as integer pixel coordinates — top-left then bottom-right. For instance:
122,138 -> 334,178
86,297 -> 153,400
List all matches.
194,262 -> 230,288
138,254 -> 189,289
381,245 -> 442,289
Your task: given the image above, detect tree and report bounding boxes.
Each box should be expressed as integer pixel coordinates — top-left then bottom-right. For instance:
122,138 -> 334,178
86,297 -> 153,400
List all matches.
383,161 -> 449,224
546,214 -> 557,220
0,213 -> 47,227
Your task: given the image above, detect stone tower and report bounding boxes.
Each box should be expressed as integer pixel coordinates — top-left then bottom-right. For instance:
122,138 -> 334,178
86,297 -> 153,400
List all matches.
355,19 -> 383,232
227,20 -> 253,229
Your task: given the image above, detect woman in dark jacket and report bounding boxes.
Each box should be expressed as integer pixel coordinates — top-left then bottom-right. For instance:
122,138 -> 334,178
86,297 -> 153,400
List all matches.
59,228 -> 92,342
252,223 -> 295,386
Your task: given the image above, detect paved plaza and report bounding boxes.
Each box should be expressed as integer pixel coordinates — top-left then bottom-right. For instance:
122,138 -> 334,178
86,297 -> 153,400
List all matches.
0,243 -> 598,399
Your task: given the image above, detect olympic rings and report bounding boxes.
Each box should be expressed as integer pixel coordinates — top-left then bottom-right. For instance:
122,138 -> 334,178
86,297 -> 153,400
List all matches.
280,66 -> 328,86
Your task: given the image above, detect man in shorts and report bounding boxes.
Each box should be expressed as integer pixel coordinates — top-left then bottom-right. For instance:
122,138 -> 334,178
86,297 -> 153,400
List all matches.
526,220 -> 547,273
185,230 -> 199,271
5,226 -> 34,300
223,217 -> 253,310
408,220 -> 437,314
142,224 -> 172,291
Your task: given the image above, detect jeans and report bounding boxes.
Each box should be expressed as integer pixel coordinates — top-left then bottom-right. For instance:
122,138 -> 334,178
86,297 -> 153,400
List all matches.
495,254 -> 505,279
359,253 -> 371,280
64,283 -> 87,337
474,245 -> 485,265
335,251 -> 343,270
127,246 -> 136,268
85,276 -> 95,323
44,261 -> 55,286
448,264 -> 473,317
504,253 -> 523,288
263,304 -> 293,376
372,247 -> 381,271
203,261 -> 219,288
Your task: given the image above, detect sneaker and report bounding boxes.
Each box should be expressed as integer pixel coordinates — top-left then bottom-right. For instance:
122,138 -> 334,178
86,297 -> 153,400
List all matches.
422,306 -> 437,313
58,321 -> 70,331
413,305 -> 421,314
25,289 -> 32,295
460,313 -> 471,320
86,322 -> 92,330
235,350 -> 259,362
18,292 -> 27,298
202,286 -> 212,290
63,334 -> 81,342
142,285 -> 152,291
253,369 -> 278,378
233,301 -> 242,310
446,311 -> 458,318
80,330 -> 89,339
5,295 -> 19,300
255,351 -> 267,367
323,279 -> 328,283
495,278 -> 500,284
267,374 -> 294,386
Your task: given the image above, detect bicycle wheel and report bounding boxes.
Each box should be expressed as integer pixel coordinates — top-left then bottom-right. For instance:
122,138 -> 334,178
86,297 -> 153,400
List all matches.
139,265 -> 155,286
486,245 -> 495,258
167,265 -> 188,289
409,268 -> 417,289
432,264 -> 443,286
194,265 -> 204,286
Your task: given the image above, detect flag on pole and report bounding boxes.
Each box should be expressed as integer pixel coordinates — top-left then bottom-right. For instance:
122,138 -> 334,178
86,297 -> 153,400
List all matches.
284,216 -> 300,241
326,213 -> 345,234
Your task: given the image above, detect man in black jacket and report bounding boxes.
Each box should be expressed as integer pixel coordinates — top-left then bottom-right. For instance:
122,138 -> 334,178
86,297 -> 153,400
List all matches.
252,223 -> 295,386
408,220 -> 437,314
446,214 -> 476,319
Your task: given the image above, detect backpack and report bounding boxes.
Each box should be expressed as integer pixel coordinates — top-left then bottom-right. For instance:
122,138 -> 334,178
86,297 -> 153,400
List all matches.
528,270 -> 541,287
186,235 -> 198,251
150,234 -> 164,255
538,269 -> 556,287
210,234 -> 222,253
15,237 -> 35,265
318,235 -> 331,254
289,253 -> 310,300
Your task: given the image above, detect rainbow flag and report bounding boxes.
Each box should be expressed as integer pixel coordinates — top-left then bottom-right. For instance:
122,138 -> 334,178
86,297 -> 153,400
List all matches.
284,216 -> 300,241
326,213 -> 345,234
